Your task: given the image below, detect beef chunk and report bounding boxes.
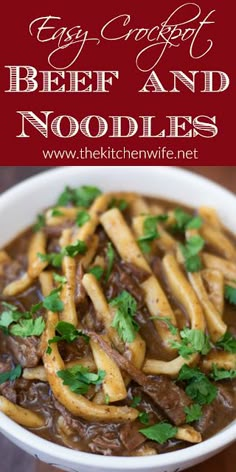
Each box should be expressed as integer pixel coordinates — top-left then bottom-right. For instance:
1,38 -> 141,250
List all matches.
8,335 -> 41,367
119,422 -> 146,451
144,376 -> 191,426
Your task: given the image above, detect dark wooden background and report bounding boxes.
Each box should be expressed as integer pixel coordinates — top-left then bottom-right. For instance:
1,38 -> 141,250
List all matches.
0,166 -> 235,472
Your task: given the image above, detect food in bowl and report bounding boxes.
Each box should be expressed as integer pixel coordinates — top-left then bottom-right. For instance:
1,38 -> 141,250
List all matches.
0,185 -> 235,457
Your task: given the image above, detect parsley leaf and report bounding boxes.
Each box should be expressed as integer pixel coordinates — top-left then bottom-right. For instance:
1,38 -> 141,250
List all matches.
37,252 -> 63,268
37,240 -> 87,268
224,285 -> 236,305
105,394 -> 110,404
105,242 -> 115,282
10,317 -> 45,337
178,365 -> 217,405
51,208 -> 64,217
109,198 -> 128,211
184,404 -> 202,423
47,321 -> 89,352
215,332 -> 236,353
138,215 -> 167,254
33,214 -> 45,232
150,316 -> 178,335
57,365 -> 105,394
131,396 -> 141,408
171,208 -> 202,233
57,186 -> 74,206
43,287 -> 64,313
53,273 -> 67,284
0,303 -> 24,333
88,266 -> 104,281
179,235 -> 205,273
110,290 -> 139,343
76,210 -> 91,227
139,422 -> 177,444
63,240 -> 87,258
0,365 -> 22,385
171,328 -> 211,359
57,186 -> 102,208
210,364 -> 236,381
138,412 -> 150,425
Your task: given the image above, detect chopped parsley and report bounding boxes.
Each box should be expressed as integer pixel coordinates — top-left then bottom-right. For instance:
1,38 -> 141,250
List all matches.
178,365 -> 217,405
42,287 -> 64,313
110,290 -> 139,343
57,186 -> 101,208
215,332 -> 236,353
108,198 -> 128,211
0,365 -> 22,385
170,328 -> 211,359
53,273 -> 67,284
37,240 -> 87,268
138,214 -> 168,254
105,394 -> 110,405
139,422 -> 177,444
47,321 -> 89,354
76,210 -> 91,227
138,411 -> 150,425
88,266 -> 104,281
131,396 -> 141,408
171,208 -> 202,233
0,301 -> 45,337
33,214 -> 45,232
51,208 -> 64,217
10,317 -> 45,337
210,364 -> 236,381
105,242 -> 115,282
184,404 -> 202,423
179,235 -> 205,272
224,284 -> 236,306
57,365 -> 105,395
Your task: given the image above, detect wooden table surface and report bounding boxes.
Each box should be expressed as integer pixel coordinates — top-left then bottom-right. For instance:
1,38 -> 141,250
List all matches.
0,166 -> 235,472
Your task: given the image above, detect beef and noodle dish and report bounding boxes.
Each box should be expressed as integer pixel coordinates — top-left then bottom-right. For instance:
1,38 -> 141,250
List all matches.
0,186 -> 236,456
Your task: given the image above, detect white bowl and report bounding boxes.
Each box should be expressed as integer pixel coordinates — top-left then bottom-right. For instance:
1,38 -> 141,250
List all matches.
0,166 -> 235,472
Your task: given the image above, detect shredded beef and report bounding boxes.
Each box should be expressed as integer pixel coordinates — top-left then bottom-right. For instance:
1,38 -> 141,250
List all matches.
8,335 -> 41,368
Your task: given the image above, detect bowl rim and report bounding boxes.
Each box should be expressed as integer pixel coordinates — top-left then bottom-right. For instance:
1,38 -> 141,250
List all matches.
0,165 -> 235,469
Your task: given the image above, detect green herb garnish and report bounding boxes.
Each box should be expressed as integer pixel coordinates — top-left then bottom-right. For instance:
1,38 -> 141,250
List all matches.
57,365 -> 105,395
215,332 -> 236,353
171,208 -> 202,233
139,422 -> 177,444
76,211 -> 91,227
184,404 -> 202,423
88,266 -> 104,281
224,285 -> 236,305
109,198 -> 128,212
138,412 -> 150,425
57,186 -> 101,208
33,214 -> 45,232
179,235 -> 205,272
47,321 -> 89,354
105,242 -> 115,282
210,364 -> 236,381
131,396 -> 141,408
170,328 -> 211,359
137,214 -> 168,254
0,365 -> 22,385
178,365 -> 217,405
110,291 -> 139,343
